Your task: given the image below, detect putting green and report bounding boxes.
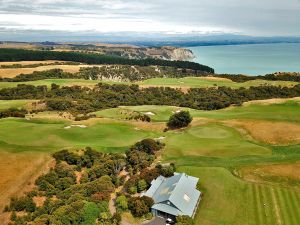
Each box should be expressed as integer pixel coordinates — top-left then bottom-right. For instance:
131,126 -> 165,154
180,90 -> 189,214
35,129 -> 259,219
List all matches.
163,124 -> 270,158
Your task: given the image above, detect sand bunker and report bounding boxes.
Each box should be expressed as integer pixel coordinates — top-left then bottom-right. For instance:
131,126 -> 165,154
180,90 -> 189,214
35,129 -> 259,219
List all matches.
64,125 -> 87,129
144,112 -> 155,116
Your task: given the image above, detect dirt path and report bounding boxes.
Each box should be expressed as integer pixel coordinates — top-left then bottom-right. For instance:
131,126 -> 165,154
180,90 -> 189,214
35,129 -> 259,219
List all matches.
109,170 -> 130,215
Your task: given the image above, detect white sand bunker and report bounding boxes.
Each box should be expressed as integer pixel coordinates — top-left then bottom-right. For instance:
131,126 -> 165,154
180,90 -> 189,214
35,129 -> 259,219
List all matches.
155,136 -> 166,141
134,127 -> 141,131
64,125 -> 87,129
144,112 -> 155,116
172,109 -> 182,114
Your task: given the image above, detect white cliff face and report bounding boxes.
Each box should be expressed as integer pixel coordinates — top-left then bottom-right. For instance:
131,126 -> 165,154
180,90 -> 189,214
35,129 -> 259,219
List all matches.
144,46 -> 195,61
171,48 -> 195,61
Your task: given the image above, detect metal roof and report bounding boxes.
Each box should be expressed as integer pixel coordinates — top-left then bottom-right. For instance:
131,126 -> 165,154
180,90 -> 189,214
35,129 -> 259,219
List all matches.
144,173 -> 201,217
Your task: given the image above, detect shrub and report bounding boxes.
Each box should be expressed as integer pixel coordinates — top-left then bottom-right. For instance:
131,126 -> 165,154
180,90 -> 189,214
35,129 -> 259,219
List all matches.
128,197 -> 152,217
175,215 -> 194,225
167,111 -> 192,129
131,139 -> 164,155
138,179 -> 148,192
116,195 -> 128,211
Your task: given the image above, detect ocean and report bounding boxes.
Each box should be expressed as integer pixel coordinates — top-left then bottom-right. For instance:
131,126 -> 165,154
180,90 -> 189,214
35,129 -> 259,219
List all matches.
189,43 -> 300,76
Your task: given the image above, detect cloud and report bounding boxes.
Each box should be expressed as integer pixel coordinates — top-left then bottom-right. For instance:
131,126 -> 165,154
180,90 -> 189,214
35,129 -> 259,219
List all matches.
0,0 -> 300,37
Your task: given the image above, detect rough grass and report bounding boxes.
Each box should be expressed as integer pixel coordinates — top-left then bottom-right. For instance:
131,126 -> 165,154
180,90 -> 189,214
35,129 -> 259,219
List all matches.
223,120 -> 300,145
0,151 -> 52,222
0,65 -> 103,78
237,162 -> 300,186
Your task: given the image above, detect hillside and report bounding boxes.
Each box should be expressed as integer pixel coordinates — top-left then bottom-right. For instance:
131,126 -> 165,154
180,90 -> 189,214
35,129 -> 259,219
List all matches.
0,51 -> 299,225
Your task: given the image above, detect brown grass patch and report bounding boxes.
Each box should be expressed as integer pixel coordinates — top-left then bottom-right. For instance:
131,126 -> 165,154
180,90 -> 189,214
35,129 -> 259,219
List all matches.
193,76 -> 232,82
0,61 -> 65,66
28,111 -> 74,121
33,196 -> 46,207
224,119 -> 300,145
237,162 -> 300,185
243,97 -> 300,106
0,151 -> 54,223
0,65 -> 104,78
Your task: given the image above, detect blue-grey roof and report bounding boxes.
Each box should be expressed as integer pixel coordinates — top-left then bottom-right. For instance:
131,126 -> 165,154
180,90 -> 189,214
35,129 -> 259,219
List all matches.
144,173 -> 201,217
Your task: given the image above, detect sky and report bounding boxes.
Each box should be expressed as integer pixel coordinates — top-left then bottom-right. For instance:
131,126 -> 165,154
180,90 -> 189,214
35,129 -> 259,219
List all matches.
0,0 -> 300,40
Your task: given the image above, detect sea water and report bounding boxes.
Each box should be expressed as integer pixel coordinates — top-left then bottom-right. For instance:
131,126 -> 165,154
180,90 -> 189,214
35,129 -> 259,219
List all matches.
189,43 -> 300,75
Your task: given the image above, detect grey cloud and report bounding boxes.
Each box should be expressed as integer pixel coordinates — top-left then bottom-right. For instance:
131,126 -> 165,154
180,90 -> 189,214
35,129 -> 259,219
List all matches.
0,0 -> 299,36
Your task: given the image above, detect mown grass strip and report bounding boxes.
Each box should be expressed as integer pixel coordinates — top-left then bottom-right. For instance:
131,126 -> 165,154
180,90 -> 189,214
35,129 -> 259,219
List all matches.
254,185 -> 266,225
250,184 -> 261,225
282,189 -> 299,225
275,187 -> 291,225
262,186 -> 277,225
288,189 -> 300,223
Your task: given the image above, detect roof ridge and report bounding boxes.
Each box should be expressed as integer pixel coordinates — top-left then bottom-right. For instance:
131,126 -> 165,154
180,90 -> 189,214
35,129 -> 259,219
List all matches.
150,175 -> 166,200
169,173 -> 185,210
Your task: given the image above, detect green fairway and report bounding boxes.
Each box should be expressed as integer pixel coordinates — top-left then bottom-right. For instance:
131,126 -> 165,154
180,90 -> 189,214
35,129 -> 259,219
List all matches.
138,77 -> 298,89
94,99 -> 300,122
178,166 -> 300,225
0,100 -> 37,110
0,118 -> 161,153
0,77 -> 297,90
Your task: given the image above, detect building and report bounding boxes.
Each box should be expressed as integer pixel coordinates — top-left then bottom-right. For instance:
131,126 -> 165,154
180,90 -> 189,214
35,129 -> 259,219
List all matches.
142,173 -> 201,220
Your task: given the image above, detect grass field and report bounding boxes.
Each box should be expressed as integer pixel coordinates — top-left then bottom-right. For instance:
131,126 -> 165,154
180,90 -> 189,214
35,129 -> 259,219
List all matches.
0,98 -> 300,225
0,76 -> 298,90
0,118 -> 161,153
0,79 -> 103,89
0,100 -> 38,110
0,65 -> 103,78
179,166 -> 300,225
138,77 -> 298,89
95,98 -> 300,123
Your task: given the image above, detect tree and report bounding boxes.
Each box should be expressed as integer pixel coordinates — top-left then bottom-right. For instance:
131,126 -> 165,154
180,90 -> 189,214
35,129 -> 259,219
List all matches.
167,111 -> 192,129
138,179 -> 148,192
116,195 -> 128,211
128,197 -> 153,217
131,139 -> 164,155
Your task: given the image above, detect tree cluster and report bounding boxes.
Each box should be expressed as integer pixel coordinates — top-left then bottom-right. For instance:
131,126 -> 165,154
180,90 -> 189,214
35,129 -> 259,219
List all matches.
1,83 -> 299,115
0,108 -> 27,119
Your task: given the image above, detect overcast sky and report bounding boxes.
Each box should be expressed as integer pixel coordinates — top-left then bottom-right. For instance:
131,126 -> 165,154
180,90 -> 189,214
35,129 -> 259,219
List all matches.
0,0 -> 300,38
